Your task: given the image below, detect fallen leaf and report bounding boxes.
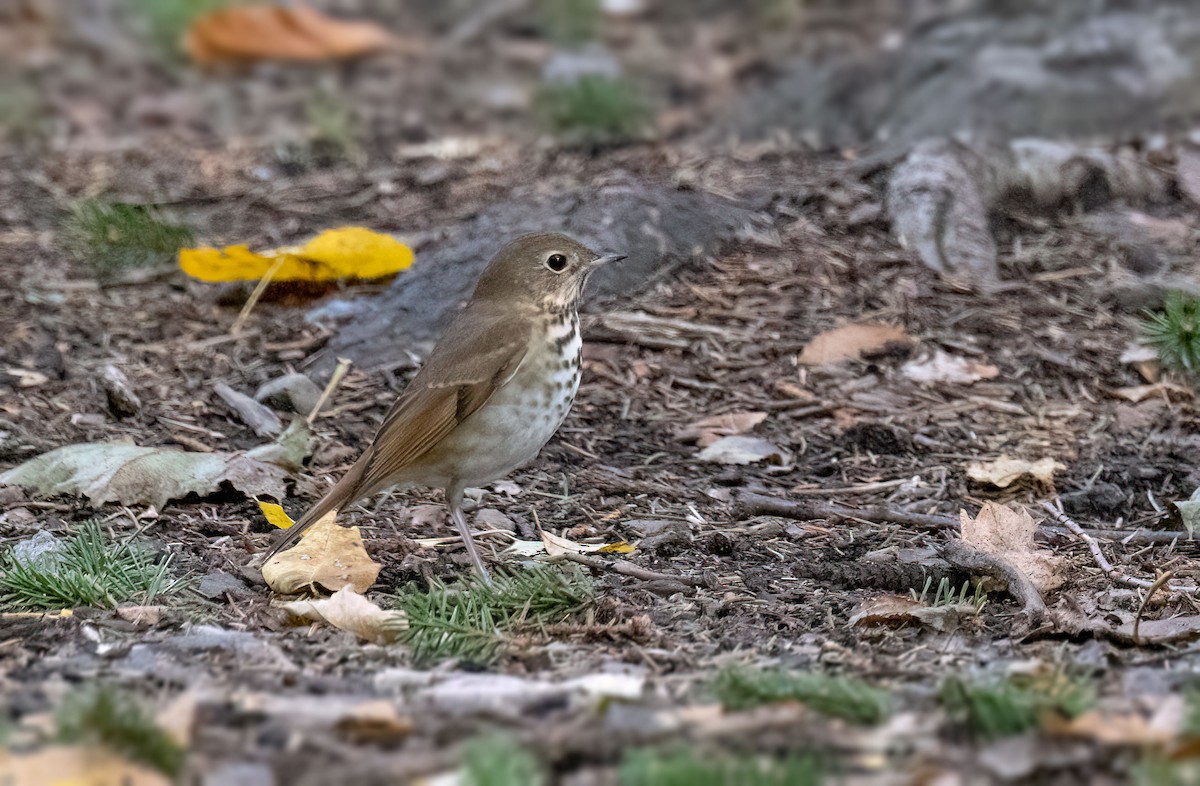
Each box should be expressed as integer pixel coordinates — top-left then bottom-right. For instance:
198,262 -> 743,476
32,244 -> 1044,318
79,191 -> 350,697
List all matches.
334,699 -> 413,745
798,323 -> 911,365
1111,382 -> 1192,403
277,586 -> 404,643
960,503 -> 1064,593
506,531 -> 635,557
676,411 -> 768,447
902,350 -> 999,385
0,745 -> 171,786
3,367 -> 48,387
180,227 -> 413,283
0,421 -> 308,509
258,500 -> 295,530
262,510 -> 381,594
848,594 -> 978,632
474,507 -> 516,532
115,605 -> 164,626
696,435 -> 792,466
966,456 -> 1064,489
1045,707 -> 1176,746
184,4 -> 396,65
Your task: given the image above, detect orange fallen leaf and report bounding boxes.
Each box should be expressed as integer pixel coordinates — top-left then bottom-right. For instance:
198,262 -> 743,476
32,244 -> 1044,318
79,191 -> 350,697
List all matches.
180,226 -> 414,283
185,4 -> 396,66
798,323 -> 911,365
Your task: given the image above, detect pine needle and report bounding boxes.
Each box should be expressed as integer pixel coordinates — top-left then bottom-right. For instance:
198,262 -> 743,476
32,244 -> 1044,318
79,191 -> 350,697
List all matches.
620,747 -> 823,786
55,686 -> 184,777
0,521 -> 182,610
392,566 -> 592,665
1143,292 -> 1200,374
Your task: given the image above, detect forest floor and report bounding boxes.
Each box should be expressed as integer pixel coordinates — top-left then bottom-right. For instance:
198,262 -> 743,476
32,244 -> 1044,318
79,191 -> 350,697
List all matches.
2,3 -> 1200,785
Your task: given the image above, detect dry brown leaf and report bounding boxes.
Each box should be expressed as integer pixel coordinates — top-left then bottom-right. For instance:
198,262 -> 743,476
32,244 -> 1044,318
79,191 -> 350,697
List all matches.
848,594 -> 976,632
0,745 -> 171,786
262,510 -> 381,594
185,4 -> 396,66
675,411 -> 768,447
966,456 -> 1064,489
1111,382 -> 1193,403
960,502 -> 1064,593
1044,707 -> 1177,746
798,323 -> 910,365
277,586 -> 404,643
695,435 -> 792,466
334,699 -> 414,745
901,350 -> 999,385
115,605 -> 164,626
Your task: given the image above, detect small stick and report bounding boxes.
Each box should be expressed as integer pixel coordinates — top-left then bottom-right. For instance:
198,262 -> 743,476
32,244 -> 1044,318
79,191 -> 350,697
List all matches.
556,552 -> 707,587
1041,502 -> 1199,595
307,357 -> 353,425
231,257 -> 286,335
735,491 -> 957,531
1133,570 -> 1175,645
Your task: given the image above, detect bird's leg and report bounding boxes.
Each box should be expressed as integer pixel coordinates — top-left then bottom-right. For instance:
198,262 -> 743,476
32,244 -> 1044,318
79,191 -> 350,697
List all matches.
447,485 -> 493,585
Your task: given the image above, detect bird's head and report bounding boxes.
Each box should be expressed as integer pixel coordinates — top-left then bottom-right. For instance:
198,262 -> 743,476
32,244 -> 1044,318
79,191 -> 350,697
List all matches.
472,232 -> 625,312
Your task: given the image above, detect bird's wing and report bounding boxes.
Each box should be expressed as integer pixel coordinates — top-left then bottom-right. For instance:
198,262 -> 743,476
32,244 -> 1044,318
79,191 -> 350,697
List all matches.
352,336 -> 528,494
262,308 -> 530,561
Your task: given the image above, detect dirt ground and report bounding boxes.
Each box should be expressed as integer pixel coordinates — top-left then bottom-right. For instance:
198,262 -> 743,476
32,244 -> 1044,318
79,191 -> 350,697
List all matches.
3,2 -> 1200,784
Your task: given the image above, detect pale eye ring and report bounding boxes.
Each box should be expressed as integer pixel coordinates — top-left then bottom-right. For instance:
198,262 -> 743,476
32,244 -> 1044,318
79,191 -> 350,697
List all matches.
546,253 -> 568,272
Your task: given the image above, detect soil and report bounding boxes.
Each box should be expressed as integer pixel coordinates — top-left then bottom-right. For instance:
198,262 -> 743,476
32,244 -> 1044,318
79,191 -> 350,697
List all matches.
2,2 -> 1200,784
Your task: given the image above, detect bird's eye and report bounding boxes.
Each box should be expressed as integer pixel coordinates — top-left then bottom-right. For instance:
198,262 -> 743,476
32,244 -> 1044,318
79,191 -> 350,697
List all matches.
546,253 -> 568,272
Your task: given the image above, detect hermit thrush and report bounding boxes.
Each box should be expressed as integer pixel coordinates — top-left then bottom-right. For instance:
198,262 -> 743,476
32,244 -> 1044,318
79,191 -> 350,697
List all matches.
265,232 -> 624,581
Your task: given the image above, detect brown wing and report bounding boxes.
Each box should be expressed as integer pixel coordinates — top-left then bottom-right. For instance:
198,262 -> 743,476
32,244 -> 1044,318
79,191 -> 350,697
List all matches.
353,334 -> 527,496
263,306 -> 530,560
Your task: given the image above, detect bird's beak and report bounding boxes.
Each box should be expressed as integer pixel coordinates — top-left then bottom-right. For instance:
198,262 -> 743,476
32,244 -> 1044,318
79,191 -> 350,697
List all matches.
592,253 -> 626,267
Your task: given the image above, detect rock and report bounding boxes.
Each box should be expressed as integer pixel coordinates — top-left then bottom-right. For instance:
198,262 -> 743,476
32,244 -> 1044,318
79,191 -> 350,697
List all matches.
10,530 -> 64,569
310,174 -> 771,373
418,674 -> 563,717
214,382 -> 283,437
632,521 -> 692,556
196,571 -> 252,600
542,43 -> 621,85
254,373 -> 322,416
1059,482 -> 1128,518
724,0 -> 1200,148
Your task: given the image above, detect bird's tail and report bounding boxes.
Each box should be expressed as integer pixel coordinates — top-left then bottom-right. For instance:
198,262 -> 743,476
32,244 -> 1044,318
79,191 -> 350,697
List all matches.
262,457 -> 368,561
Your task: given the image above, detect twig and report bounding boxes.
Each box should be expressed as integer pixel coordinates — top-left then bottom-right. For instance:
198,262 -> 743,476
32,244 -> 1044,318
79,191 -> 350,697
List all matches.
1133,570 -> 1175,645
555,552 -> 708,588
735,491 -> 957,531
738,491 -> 1197,546
231,257 -> 286,335
940,539 -> 1045,625
307,357 -> 352,425
1041,502 -> 1200,595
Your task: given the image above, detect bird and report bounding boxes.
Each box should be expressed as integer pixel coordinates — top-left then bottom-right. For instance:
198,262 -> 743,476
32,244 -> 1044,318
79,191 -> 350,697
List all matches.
265,232 -> 625,582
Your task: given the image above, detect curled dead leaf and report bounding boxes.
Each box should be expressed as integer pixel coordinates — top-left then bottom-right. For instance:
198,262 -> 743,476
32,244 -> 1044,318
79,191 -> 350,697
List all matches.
675,410 -> 768,447
966,456 -> 1064,489
798,323 -> 911,365
696,435 -> 792,466
185,5 -> 397,66
261,510 -> 381,594
277,585 -> 404,643
902,350 -> 999,385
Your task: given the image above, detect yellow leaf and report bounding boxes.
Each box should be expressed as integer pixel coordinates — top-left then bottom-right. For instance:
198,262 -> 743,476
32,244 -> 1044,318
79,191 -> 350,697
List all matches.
180,227 -> 414,283
258,500 -> 295,530
276,586 -> 406,643
261,510 -> 381,594
0,745 -> 171,786
597,541 -> 636,554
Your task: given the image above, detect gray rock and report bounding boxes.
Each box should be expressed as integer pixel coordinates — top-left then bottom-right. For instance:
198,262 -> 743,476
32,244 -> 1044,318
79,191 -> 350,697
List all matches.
254,373 -> 322,416
10,530 -> 64,570
418,673 -> 562,717
724,0 -> 1200,148
196,571 -> 251,600
310,173 -> 771,373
